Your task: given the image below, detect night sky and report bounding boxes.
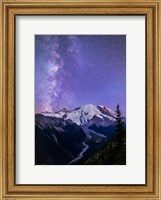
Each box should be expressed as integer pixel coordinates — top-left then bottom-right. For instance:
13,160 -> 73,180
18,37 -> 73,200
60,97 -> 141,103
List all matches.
35,35 -> 126,115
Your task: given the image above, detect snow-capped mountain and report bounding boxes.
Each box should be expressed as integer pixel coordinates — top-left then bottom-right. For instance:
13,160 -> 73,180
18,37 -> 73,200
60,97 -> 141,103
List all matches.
41,104 -> 116,126
35,104 -> 126,165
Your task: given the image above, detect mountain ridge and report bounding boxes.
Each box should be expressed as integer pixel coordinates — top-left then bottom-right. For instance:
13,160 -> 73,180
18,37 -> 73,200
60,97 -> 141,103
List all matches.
35,104 -> 125,165
40,104 -> 116,126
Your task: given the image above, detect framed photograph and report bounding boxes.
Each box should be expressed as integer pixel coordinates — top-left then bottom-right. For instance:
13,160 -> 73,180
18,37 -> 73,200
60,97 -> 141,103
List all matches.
35,34 -> 126,166
0,0 -> 160,199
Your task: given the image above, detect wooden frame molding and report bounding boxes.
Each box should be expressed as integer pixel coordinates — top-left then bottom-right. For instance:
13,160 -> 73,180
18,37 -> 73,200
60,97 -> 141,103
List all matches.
0,0 -> 160,199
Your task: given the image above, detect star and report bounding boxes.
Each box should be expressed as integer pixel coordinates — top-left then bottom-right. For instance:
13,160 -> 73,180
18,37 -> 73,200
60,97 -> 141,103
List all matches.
35,35 -> 126,115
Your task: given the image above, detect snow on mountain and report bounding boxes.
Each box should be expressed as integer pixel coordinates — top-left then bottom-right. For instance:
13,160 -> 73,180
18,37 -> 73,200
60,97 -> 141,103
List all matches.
40,104 -> 116,126
41,108 -> 68,119
97,105 -> 115,116
66,104 -> 115,125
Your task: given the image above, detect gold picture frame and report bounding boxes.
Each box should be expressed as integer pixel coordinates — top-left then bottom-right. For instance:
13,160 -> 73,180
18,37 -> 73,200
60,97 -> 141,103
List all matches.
0,0 -> 160,199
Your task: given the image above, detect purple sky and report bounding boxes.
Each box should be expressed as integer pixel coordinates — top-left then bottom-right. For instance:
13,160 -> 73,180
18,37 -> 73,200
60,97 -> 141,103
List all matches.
35,35 -> 126,115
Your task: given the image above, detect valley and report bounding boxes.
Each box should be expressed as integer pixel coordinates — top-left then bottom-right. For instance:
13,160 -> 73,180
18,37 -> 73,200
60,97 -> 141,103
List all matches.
35,104 -> 126,165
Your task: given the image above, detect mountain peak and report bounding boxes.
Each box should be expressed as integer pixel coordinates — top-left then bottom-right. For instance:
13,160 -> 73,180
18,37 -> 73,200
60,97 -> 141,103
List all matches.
66,104 -> 115,126
40,104 -> 116,126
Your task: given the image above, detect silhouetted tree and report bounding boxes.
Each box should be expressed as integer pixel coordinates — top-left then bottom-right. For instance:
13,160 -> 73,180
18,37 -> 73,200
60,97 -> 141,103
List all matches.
115,104 -> 125,144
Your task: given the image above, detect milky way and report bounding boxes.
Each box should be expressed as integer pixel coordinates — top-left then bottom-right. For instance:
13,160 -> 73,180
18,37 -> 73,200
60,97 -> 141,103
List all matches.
35,35 -> 126,114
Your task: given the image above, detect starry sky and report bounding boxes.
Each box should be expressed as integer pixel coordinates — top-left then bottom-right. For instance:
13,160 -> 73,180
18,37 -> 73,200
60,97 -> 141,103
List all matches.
35,35 -> 126,115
